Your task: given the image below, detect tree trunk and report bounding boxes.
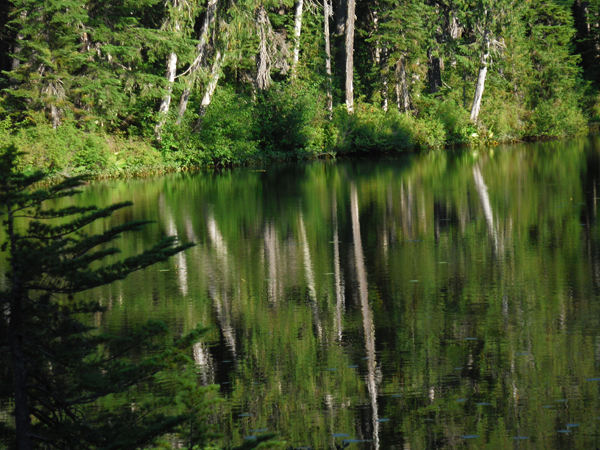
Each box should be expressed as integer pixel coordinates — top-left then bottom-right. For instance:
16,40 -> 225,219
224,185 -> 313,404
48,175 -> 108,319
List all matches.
155,51 -> 178,139
256,5 -> 271,91
470,29 -> 490,123
176,0 -> 218,124
381,46 -> 388,112
345,0 -> 355,113
324,0 -> 333,117
395,57 -> 409,113
155,0 -> 183,140
193,49 -> 223,132
334,0 -> 347,87
291,0 -> 304,76
7,206 -> 33,450
427,48 -> 442,94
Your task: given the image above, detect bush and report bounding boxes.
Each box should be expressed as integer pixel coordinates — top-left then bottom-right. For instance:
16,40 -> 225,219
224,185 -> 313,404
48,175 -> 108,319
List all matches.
255,81 -> 325,157
330,103 -> 414,153
530,98 -> 588,138
0,121 -> 163,176
173,86 -> 260,167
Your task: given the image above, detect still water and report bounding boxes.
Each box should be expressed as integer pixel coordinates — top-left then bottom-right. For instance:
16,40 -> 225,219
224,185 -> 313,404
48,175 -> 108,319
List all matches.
40,137 -> 600,448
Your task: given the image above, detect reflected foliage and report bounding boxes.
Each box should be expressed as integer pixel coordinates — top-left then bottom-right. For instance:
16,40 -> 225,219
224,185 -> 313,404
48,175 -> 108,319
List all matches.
4,138 -> 600,449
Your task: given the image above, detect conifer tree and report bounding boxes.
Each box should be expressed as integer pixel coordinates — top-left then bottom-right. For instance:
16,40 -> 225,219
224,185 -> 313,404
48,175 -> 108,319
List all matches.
0,145 -> 204,449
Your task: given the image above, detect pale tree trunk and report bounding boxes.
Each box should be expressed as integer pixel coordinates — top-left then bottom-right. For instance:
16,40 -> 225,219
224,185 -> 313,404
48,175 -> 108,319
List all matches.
371,9 -> 388,112
345,0 -> 355,113
177,0 -> 218,124
256,5 -> 271,91
193,49 -> 223,131
470,28 -> 490,123
324,0 -> 333,117
381,46 -> 388,112
372,9 -> 381,65
155,0 -> 183,140
155,52 -> 178,139
291,0 -> 304,76
395,57 -> 409,113
40,76 -> 65,128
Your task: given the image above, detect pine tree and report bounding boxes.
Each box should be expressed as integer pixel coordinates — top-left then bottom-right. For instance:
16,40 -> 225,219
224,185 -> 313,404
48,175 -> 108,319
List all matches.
0,145 -> 205,449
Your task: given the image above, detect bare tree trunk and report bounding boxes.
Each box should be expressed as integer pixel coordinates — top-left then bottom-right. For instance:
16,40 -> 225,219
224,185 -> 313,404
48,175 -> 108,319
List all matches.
291,0 -> 304,76
155,0 -> 183,140
381,46 -> 388,112
193,49 -> 223,131
324,0 -> 333,117
176,0 -> 218,124
345,0 -> 355,113
470,29 -> 490,123
256,5 -> 271,91
334,0 -> 347,84
155,52 -> 178,139
372,8 -> 381,65
395,57 -> 409,113
41,77 -> 64,128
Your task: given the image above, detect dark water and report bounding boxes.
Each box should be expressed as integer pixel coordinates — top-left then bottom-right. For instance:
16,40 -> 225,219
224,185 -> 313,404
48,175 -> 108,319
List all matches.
7,136 -> 600,449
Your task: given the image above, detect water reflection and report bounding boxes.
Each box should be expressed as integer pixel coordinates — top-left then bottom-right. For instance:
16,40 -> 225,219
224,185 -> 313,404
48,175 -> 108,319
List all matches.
5,137 -> 600,449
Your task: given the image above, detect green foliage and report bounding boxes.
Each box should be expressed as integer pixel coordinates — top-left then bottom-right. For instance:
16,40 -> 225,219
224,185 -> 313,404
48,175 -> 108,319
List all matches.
330,103 -> 414,152
530,98 -> 588,138
0,122 -> 163,176
255,81 -> 325,156
0,0 -> 596,173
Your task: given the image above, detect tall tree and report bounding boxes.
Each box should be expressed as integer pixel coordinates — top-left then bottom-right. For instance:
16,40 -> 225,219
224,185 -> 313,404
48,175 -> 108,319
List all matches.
0,145 -> 202,449
177,0 -> 219,124
324,0 -> 333,116
291,0 -> 305,76
378,0 -> 426,113
345,0 -> 356,112
466,0 -> 513,123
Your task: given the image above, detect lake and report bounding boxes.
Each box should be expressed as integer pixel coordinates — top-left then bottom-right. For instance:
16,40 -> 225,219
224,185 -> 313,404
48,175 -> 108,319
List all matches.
7,136 -> 600,449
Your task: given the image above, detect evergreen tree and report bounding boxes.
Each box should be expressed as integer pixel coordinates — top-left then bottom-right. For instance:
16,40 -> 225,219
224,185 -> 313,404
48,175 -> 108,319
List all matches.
0,145 -> 205,449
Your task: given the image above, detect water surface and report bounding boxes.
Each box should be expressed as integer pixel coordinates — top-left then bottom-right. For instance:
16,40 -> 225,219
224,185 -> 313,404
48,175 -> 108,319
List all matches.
10,137 -> 600,449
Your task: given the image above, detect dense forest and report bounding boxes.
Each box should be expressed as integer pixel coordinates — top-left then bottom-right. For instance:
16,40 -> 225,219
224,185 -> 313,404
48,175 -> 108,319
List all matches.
0,0 -> 599,172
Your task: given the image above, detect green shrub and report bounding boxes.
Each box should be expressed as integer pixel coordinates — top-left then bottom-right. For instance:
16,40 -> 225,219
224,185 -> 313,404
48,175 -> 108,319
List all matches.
330,103 -> 414,153
255,81 -> 325,157
530,98 -> 588,138
168,86 -> 260,167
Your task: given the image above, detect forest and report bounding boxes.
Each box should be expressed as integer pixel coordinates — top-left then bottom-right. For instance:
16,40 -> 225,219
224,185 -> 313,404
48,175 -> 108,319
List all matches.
0,0 -> 599,173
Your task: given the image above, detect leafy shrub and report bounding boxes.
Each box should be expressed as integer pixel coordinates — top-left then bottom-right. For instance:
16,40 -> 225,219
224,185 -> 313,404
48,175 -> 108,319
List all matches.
413,115 -> 447,149
168,86 -> 260,167
530,98 -> 588,138
255,81 -> 325,156
330,103 -> 414,153
0,121 -> 162,176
